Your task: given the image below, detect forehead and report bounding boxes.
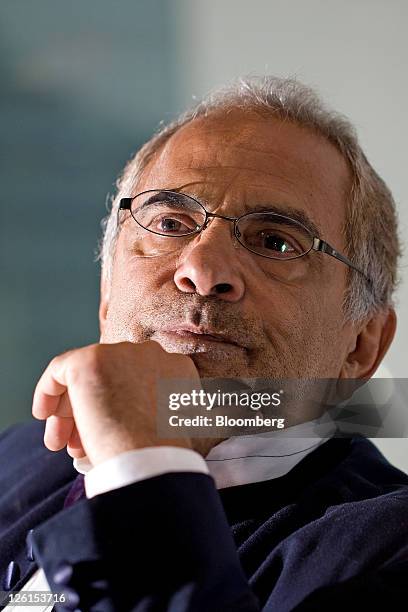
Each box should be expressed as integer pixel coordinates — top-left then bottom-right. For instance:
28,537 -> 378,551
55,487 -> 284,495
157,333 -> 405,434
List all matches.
137,110 -> 352,241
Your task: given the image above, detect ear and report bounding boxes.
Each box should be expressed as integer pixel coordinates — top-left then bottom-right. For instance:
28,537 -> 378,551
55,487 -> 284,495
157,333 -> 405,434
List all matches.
340,307 -> 397,379
99,273 -> 110,340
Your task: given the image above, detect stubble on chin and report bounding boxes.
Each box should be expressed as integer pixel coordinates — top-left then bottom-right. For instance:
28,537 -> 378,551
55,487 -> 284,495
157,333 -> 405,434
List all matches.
100,288 -> 326,380
101,289 -> 269,377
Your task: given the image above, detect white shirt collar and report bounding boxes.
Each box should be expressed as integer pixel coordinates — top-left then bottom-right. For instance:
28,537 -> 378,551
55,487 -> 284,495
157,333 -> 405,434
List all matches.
74,413 -> 336,490
205,412 -> 337,488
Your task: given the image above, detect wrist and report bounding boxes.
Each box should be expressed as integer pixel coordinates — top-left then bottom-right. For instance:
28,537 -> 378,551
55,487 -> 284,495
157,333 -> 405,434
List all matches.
88,435 -> 193,467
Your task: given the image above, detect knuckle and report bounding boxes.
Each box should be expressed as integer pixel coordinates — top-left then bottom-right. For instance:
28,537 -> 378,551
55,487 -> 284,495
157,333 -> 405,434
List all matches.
48,353 -> 63,371
68,344 -> 109,384
50,347 -> 74,366
83,345 -> 109,379
139,339 -> 166,355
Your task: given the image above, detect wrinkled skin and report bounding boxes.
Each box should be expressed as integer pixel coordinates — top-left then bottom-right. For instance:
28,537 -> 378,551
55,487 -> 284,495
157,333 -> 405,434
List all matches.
101,110 -> 395,382
34,110 -> 396,461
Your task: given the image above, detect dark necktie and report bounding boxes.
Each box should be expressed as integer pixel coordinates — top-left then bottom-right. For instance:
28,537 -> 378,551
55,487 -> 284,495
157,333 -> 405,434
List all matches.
63,474 -> 86,508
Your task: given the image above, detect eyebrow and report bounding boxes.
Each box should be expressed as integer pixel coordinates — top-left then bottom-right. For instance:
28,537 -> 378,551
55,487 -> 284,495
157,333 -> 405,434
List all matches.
241,204 -> 322,237
138,191 -> 195,211
137,190 -> 322,238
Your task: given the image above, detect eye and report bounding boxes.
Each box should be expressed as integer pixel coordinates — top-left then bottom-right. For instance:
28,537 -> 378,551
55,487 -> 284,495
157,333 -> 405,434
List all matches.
260,231 -> 296,254
153,212 -> 200,235
158,216 -> 183,233
135,202 -> 204,236
238,214 -> 311,259
245,228 -> 302,257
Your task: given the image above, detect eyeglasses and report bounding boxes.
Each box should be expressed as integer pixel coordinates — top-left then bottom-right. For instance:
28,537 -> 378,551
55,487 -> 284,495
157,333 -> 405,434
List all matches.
119,189 -> 371,283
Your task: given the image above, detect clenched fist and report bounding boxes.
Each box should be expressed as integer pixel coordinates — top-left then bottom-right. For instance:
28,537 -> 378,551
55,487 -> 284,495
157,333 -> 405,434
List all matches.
32,341 -> 200,466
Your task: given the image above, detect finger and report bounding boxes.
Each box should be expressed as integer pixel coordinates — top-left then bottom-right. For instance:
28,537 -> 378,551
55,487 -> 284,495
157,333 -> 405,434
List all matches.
32,353 -> 72,420
66,423 -> 87,458
67,445 -> 87,459
44,415 -> 75,451
68,425 -> 85,453
57,391 -> 74,418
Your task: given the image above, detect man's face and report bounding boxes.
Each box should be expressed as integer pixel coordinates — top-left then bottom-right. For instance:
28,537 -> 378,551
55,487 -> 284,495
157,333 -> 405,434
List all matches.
100,110 -> 354,380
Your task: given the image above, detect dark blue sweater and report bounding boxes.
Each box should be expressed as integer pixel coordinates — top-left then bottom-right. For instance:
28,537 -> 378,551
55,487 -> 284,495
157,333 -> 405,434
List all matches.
0,420 -> 407,611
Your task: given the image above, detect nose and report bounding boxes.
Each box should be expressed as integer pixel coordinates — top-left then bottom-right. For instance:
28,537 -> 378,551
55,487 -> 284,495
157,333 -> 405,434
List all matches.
173,221 -> 245,302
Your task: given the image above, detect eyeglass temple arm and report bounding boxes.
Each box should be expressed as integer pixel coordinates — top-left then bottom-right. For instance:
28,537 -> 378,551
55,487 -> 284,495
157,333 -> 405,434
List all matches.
313,238 -> 371,284
119,198 -> 132,210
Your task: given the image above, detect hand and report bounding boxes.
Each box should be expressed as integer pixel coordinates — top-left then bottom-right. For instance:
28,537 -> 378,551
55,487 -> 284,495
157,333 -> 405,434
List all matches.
32,341 -> 200,466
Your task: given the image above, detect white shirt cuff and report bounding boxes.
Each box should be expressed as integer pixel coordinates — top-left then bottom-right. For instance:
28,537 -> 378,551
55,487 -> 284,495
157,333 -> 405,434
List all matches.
82,446 -> 210,499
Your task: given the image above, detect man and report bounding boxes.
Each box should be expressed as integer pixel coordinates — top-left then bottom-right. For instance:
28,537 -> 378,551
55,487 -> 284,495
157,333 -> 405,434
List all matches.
1,76 -> 407,611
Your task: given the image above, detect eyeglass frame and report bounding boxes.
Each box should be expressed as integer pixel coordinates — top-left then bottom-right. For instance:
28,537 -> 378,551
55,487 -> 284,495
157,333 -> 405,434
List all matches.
119,189 -> 372,285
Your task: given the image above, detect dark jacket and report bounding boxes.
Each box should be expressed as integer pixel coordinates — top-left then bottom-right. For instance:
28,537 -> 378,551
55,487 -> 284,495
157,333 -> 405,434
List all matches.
1,420 -> 407,611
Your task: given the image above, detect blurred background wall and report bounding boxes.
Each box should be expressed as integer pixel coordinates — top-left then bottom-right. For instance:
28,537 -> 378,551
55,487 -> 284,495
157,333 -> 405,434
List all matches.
1,0 -> 407,468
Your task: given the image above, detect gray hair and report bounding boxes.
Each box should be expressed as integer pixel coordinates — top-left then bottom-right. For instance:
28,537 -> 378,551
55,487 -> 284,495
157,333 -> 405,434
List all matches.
97,76 -> 400,322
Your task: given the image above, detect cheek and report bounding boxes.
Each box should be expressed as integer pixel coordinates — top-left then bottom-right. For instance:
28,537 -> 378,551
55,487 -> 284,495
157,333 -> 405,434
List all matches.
257,286 -> 345,375
116,229 -> 176,285
101,267 -> 149,343
102,245 -> 177,343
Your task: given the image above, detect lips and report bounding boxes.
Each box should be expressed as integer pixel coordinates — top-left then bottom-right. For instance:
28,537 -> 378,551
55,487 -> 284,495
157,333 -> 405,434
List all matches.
158,324 -> 245,348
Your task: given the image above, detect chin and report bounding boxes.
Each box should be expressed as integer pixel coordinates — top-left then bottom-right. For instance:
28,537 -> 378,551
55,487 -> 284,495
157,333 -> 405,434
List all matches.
188,353 -> 249,379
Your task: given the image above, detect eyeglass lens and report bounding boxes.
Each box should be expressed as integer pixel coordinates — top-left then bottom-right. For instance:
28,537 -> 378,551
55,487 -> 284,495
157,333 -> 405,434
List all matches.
126,190 -> 314,262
